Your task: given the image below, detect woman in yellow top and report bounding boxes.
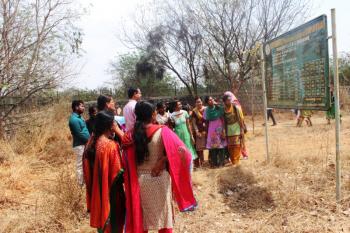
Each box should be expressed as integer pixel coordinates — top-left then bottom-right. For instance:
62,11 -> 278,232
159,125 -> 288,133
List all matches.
222,94 -> 245,165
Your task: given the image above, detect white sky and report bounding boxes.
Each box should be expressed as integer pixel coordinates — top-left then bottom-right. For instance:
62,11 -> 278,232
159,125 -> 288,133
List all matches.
73,0 -> 350,89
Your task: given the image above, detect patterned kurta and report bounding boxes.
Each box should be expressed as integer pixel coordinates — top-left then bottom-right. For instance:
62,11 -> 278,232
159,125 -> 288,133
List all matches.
191,107 -> 208,151
224,104 -> 242,146
137,128 -> 173,230
204,111 -> 227,149
156,112 -> 169,125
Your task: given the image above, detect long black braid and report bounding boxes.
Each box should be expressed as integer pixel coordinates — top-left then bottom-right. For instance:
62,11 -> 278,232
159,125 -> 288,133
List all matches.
85,110 -> 115,167
133,101 -> 156,165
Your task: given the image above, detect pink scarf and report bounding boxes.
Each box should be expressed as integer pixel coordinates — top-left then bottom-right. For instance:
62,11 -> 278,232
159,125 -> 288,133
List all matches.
224,91 -> 244,120
224,91 -> 249,157
122,125 -> 197,233
224,91 -> 240,104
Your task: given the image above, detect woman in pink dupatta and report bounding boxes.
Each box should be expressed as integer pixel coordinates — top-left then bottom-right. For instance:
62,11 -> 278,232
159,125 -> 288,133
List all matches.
224,91 -> 249,159
122,101 -> 197,233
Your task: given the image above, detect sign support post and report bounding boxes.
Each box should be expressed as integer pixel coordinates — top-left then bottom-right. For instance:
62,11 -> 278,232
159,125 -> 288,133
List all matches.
260,45 -> 270,163
331,8 -> 341,203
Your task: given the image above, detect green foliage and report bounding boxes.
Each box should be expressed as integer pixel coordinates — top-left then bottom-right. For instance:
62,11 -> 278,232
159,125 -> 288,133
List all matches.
110,52 -> 175,98
339,53 -> 350,86
329,53 -> 350,86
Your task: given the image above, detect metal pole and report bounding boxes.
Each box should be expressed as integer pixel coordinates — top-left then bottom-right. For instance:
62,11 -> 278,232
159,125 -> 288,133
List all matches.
260,45 -> 270,162
331,8 -> 341,202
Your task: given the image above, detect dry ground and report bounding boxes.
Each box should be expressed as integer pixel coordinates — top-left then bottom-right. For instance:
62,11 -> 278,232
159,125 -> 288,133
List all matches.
0,105 -> 350,233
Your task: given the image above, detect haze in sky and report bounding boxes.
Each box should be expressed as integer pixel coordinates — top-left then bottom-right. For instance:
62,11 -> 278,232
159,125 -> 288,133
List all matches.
74,0 -> 350,89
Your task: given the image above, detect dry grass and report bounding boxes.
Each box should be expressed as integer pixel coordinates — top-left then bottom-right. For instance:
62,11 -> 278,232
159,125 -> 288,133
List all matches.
175,111 -> 350,233
45,168 -> 86,228
0,106 -> 350,232
0,103 -> 91,233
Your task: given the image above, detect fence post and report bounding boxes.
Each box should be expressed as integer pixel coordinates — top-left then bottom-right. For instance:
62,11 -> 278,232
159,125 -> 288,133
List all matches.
260,44 -> 270,163
331,8 -> 341,203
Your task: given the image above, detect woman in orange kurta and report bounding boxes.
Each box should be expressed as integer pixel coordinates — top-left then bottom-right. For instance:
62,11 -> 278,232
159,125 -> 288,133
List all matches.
83,110 -> 125,233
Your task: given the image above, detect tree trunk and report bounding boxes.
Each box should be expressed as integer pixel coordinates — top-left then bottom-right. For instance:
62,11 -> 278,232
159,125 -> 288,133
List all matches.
231,79 -> 240,95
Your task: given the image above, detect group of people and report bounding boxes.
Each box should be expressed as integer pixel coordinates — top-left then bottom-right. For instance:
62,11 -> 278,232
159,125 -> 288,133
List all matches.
68,87 -> 249,233
155,92 -> 249,168
69,88 -> 197,233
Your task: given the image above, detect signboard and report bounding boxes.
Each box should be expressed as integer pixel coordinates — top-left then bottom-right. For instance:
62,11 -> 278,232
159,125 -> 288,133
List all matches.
265,15 -> 330,110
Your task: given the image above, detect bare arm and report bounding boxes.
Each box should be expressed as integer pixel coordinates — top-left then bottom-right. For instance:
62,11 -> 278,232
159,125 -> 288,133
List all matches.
192,117 -> 199,135
112,122 -> 124,138
186,118 -> 193,136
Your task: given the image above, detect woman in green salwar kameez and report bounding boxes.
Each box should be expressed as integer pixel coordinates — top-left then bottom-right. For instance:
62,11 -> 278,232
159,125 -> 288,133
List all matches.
170,100 -> 197,161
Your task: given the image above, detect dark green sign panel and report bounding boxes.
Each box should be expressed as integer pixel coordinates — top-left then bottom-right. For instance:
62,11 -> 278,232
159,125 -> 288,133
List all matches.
265,15 -> 330,110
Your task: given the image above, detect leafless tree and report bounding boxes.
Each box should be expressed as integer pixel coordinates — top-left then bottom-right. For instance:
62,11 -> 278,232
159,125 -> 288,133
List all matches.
0,0 -> 82,120
122,0 -> 204,97
121,0 -> 310,95
197,0 -> 309,93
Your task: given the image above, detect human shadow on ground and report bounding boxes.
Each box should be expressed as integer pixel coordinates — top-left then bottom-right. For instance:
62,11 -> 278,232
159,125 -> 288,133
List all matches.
218,166 -> 275,214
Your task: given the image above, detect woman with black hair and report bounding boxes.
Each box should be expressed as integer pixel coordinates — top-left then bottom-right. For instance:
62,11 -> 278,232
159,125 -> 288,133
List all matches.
222,94 -> 245,165
97,95 -> 116,112
191,97 -> 207,168
156,102 -> 169,125
204,96 -> 227,167
83,110 -> 125,233
97,94 -> 126,133
169,100 -> 197,163
122,101 -> 196,233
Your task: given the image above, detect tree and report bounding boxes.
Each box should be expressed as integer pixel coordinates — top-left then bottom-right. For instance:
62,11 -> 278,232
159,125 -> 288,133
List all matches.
110,52 -> 174,98
0,0 -> 82,120
196,0 -> 309,93
123,0 -> 309,95
122,0 -> 205,97
339,53 -> 350,86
